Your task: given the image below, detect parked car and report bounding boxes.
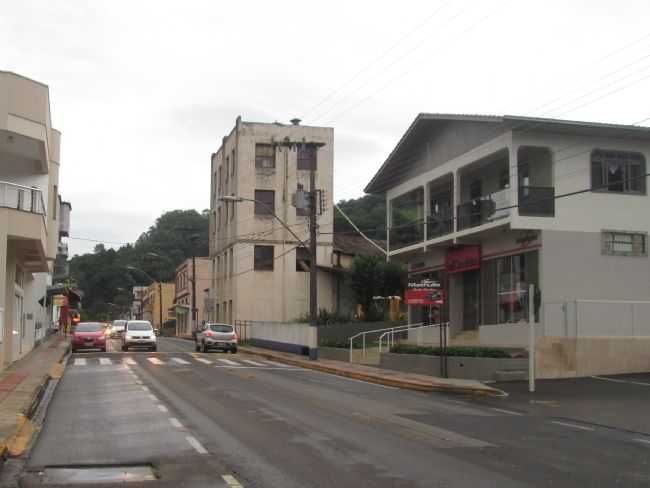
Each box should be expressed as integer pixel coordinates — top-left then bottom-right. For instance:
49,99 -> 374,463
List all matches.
72,322 -> 107,352
110,320 -> 127,338
195,323 -> 238,353
122,320 -> 157,352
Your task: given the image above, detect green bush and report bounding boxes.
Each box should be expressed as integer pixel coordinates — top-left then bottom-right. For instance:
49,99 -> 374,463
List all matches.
389,344 -> 511,358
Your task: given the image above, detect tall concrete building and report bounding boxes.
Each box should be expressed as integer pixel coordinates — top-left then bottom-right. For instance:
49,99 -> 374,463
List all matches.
0,71 -> 65,367
209,117 -> 337,324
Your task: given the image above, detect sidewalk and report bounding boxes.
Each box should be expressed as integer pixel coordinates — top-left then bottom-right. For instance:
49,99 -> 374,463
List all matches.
0,333 -> 69,458
238,344 -> 504,397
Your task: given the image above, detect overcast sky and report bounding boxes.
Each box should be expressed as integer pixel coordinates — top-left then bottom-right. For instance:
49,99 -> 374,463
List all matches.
2,0 -> 650,256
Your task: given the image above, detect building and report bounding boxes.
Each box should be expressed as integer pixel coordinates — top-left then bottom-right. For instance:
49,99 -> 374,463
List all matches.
209,117 -> 337,324
0,71 -> 66,367
366,113 -> 650,377
172,257 -> 210,336
141,282 -> 174,330
130,286 -> 147,319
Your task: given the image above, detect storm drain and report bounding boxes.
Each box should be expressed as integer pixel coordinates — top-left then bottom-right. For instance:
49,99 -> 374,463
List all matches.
41,465 -> 156,484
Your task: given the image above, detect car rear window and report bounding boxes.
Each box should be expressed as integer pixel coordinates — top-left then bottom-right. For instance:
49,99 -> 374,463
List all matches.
127,322 -> 153,331
75,323 -> 102,332
209,325 -> 234,333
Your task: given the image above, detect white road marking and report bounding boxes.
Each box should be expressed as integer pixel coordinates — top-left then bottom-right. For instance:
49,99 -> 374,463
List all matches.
490,407 -> 524,416
592,375 -> 650,387
222,474 -> 244,487
148,394 -> 158,401
157,404 -> 168,413
171,357 -> 190,365
147,357 -> 164,365
194,358 -> 212,364
185,435 -> 208,454
242,359 -> 265,366
141,386 -> 149,392
217,358 -> 240,366
262,360 -> 291,368
213,366 -> 302,370
634,438 -> 650,445
123,358 -> 136,365
99,358 -> 112,365
169,417 -> 183,429
73,358 -> 86,366
551,420 -> 594,431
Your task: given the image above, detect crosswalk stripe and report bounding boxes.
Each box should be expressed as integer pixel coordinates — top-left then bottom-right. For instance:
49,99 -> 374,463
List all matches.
172,357 -> 190,365
74,358 -> 86,366
99,358 -> 112,365
263,360 -> 291,368
217,358 -> 240,366
147,357 -> 164,365
242,359 -> 265,366
123,358 -> 136,365
194,358 -> 212,364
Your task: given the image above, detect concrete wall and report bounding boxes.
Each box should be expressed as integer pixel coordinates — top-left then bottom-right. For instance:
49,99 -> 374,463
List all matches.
245,322 -> 317,356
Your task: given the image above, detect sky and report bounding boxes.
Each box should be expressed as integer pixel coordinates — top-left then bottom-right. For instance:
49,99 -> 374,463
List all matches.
2,0 -> 650,256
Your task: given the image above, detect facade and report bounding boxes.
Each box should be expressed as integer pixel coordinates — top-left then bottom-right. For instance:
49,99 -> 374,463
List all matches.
141,282 -> 174,330
366,113 -> 650,376
130,286 -> 147,319
173,257 -> 210,336
209,117 -> 336,324
0,71 -> 65,367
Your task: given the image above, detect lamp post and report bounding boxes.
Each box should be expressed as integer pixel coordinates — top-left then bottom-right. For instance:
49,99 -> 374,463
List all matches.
219,194 -> 317,359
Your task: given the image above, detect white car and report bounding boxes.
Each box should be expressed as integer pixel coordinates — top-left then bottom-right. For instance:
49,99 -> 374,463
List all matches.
121,320 -> 157,351
195,323 -> 238,353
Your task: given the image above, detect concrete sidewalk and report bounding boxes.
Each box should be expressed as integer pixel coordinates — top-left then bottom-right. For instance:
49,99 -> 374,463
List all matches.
0,333 -> 69,458
238,344 -> 503,397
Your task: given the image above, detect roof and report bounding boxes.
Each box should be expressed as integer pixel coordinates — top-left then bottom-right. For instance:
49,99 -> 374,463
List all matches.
333,234 -> 386,257
364,113 -> 650,194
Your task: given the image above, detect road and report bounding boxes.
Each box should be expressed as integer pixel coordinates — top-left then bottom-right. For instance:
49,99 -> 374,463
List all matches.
18,337 -> 650,487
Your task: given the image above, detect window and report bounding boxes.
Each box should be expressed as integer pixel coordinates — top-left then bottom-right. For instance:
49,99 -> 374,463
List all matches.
217,208 -> 221,228
53,185 -> 58,220
225,156 -> 229,182
296,247 -> 310,272
591,150 -> 646,194
231,149 -> 236,177
602,231 -> 647,256
229,249 -> 234,276
254,190 -> 275,215
255,143 -> 275,169
297,145 -> 317,170
218,167 -> 222,195
254,245 -> 274,271
493,252 -> 539,324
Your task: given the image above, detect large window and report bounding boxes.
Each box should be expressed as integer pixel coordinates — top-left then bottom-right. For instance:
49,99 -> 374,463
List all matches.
296,247 -> 310,271
297,145 -> 317,170
255,143 -> 275,169
495,252 -> 538,324
254,190 -> 275,215
591,150 -> 646,194
254,245 -> 274,271
602,231 -> 647,256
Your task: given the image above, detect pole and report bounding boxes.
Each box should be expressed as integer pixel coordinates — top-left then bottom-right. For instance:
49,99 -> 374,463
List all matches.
528,283 -> 536,393
191,254 -> 197,336
308,162 -> 318,360
159,281 -> 163,334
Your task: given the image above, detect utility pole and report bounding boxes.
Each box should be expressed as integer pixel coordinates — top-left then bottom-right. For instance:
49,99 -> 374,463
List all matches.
158,281 -> 163,333
309,161 -> 318,360
191,254 -> 197,334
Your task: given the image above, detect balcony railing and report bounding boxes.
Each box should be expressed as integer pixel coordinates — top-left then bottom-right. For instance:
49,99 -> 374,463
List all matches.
457,188 -> 511,231
427,214 -> 454,240
0,181 -> 46,217
518,185 -> 555,217
389,219 -> 424,250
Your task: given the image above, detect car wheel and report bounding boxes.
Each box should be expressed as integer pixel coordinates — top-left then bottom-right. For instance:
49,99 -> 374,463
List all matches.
122,345 -> 127,352
202,341 -> 208,353
195,342 -> 200,352
231,347 -> 238,354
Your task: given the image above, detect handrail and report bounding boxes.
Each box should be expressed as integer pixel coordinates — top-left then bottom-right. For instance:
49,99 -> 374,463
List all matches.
378,321 -> 449,353
0,181 -> 47,218
349,322 -> 422,362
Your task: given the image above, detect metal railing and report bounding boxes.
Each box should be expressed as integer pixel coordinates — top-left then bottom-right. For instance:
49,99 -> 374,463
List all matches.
389,220 -> 424,250
0,181 -> 46,218
426,215 -> 453,240
349,322 -> 424,361
378,321 -> 450,353
457,188 -> 511,230
518,185 -> 555,217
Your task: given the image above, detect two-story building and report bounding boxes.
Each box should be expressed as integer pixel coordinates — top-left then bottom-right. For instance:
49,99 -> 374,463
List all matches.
0,71 -> 66,367
173,257 -> 209,336
141,282 -> 174,330
366,113 -> 650,377
209,117 -> 337,324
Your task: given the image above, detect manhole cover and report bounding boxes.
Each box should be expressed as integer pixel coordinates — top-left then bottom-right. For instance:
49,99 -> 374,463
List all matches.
42,465 -> 156,484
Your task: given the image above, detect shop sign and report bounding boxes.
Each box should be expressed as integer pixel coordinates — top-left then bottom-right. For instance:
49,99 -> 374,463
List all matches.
53,295 -> 67,307
445,246 -> 481,274
405,280 -> 445,306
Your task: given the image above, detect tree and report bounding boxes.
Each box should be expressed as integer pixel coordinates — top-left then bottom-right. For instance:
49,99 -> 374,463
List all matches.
334,194 -> 386,240
348,255 -> 406,321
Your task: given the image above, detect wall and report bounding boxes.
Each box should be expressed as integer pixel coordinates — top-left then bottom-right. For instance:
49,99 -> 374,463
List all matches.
245,321 -> 317,355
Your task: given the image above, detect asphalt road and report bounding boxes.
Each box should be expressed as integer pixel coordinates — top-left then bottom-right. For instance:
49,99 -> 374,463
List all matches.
19,337 -> 650,487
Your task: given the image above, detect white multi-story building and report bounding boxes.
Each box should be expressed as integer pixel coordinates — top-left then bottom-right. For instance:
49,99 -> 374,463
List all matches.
366,113 -> 650,377
0,71 -> 65,367
209,117 -> 337,324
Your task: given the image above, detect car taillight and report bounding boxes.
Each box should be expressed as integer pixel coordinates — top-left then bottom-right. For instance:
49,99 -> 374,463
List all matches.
232,332 -> 238,341
205,331 -> 212,337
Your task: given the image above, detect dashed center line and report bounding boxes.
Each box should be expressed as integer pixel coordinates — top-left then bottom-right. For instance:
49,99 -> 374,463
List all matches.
635,438 -> 650,445
242,359 -> 265,366
172,358 -> 190,365
123,358 -> 136,365
551,420 -> 594,431
73,358 -> 86,366
217,358 -> 239,366
147,358 -> 164,365
185,435 -> 208,454
169,417 -> 183,429
222,474 -> 244,487
194,358 -> 212,364
490,407 -> 523,416
99,358 -> 112,365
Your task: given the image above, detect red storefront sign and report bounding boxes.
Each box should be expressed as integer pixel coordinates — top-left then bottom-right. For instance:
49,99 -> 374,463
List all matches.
445,246 -> 481,274
405,281 -> 445,306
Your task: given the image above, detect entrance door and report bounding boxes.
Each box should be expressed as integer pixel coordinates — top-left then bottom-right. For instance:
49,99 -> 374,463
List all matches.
462,270 -> 480,330
13,292 -> 23,361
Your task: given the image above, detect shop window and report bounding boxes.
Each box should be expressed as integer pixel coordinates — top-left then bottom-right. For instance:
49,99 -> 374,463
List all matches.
486,251 -> 539,324
254,245 -> 274,271
591,150 -> 646,194
602,231 -> 647,256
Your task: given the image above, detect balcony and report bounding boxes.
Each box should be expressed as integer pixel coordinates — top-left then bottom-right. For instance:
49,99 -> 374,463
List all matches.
457,188 -> 511,231
0,181 -> 46,217
389,219 -> 424,250
427,214 -> 453,240
518,185 -> 555,217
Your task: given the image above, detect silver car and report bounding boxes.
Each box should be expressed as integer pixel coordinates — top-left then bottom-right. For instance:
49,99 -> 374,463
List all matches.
122,320 -> 157,351
110,319 -> 127,338
195,323 -> 238,353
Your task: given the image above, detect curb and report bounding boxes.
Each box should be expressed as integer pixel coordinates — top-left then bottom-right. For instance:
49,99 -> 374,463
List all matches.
238,346 -> 504,397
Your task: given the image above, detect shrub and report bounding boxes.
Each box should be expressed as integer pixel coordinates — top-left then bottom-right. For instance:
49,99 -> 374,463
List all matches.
389,344 -> 511,358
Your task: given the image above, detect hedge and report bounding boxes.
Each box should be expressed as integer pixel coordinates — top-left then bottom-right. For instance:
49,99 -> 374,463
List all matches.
389,344 -> 511,358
